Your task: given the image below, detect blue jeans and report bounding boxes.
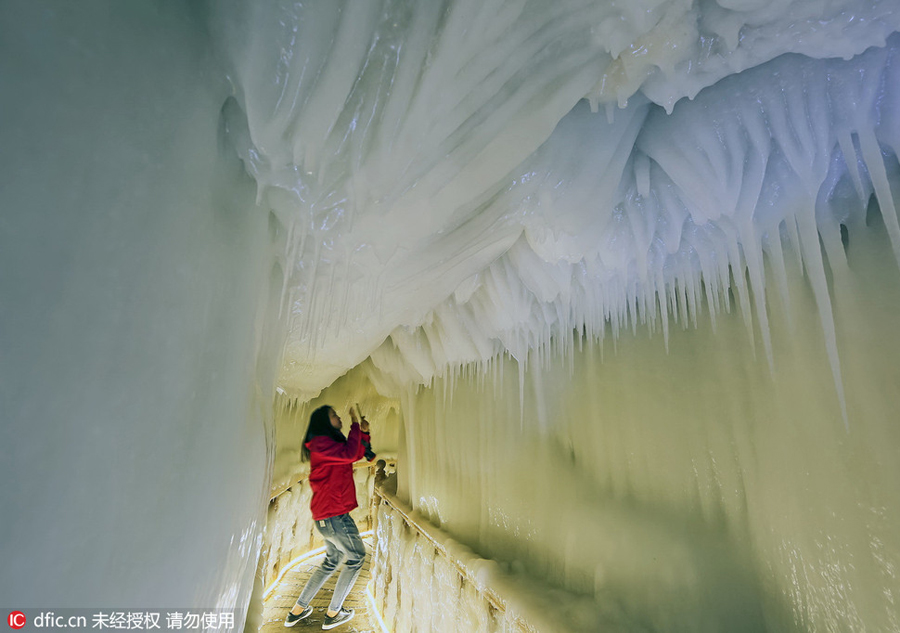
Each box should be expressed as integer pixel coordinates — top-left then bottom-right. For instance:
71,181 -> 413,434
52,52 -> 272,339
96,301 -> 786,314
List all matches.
295,513 -> 366,613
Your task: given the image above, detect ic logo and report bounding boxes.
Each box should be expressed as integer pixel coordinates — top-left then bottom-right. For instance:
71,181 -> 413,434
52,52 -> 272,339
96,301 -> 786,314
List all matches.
8,612 -> 26,629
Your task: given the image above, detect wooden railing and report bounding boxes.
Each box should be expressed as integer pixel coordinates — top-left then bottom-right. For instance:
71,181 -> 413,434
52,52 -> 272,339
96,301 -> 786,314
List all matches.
262,460 -> 388,590
371,471 -> 550,633
261,460 -> 552,632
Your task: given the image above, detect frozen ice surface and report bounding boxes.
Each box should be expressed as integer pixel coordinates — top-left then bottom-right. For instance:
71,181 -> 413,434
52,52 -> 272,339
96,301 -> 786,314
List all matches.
2,0 -> 900,630
0,1 -> 283,610
210,0 -> 900,407
399,234 -> 900,630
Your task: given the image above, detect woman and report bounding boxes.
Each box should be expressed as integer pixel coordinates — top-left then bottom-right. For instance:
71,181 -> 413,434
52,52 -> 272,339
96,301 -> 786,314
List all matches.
284,405 -> 371,630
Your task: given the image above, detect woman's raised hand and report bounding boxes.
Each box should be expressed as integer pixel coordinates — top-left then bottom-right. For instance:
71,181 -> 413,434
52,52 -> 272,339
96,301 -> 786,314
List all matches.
349,407 -> 359,424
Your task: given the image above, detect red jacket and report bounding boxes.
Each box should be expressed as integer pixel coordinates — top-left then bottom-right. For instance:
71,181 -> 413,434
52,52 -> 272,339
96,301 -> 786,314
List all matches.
306,422 -> 369,521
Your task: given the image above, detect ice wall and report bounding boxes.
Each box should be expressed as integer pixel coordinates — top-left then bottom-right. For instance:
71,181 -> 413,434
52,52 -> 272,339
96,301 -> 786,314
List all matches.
0,2 -> 283,612
400,218 -> 900,631
6,0 -> 899,629
218,2 -> 900,628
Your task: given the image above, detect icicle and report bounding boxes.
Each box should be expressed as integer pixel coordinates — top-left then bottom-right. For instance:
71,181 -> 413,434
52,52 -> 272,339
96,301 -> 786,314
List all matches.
688,264 -> 701,329
516,355 -> 526,429
715,251 -> 732,315
784,211 -> 805,275
724,230 -> 756,353
605,101 -> 615,125
701,259 -> 718,333
795,204 -> 849,429
857,127 -> 900,272
677,270 -> 689,328
740,220 -> 774,371
634,152 -> 651,198
765,223 -> 794,331
838,131 -> 866,202
657,275 -> 670,353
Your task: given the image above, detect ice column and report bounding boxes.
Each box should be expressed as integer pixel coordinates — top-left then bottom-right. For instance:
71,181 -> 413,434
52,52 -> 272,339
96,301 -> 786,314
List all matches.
0,2 -> 284,612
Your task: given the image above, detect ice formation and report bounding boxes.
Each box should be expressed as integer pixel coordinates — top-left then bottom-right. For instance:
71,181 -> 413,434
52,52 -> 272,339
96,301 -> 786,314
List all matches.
2,0 -> 900,631
244,0 -> 900,628
0,1 -> 281,613
212,0 -> 900,408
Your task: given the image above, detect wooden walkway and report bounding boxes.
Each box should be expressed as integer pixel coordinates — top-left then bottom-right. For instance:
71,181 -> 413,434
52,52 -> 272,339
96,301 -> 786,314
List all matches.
260,535 -> 380,633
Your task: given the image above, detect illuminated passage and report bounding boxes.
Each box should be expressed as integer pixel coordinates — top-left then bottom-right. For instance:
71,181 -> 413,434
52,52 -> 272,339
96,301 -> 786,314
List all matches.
2,2 -> 899,631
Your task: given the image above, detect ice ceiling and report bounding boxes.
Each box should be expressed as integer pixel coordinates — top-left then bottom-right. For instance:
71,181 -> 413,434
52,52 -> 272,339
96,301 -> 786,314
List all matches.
213,0 -> 900,406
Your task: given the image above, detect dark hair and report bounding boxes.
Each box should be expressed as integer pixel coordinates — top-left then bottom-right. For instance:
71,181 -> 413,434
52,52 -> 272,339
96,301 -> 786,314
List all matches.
301,405 -> 345,461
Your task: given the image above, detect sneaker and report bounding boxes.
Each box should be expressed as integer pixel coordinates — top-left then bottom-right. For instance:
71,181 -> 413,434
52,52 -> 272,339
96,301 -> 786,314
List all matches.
322,608 -> 353,630
284,605 -> 312,627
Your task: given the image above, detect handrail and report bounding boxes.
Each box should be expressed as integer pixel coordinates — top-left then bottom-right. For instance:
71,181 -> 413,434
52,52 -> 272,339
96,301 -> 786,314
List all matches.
263,460 -> 392,589
373,483 -> 544,633
269,459 -> 383,501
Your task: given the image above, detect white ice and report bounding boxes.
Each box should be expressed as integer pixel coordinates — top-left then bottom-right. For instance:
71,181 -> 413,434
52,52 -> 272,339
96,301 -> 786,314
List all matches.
2,0 -> 900,631
212,0 -> 900,406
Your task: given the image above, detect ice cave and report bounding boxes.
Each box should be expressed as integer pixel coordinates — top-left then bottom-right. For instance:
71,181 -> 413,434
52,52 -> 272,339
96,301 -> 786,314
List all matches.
2,0 -> 900,631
